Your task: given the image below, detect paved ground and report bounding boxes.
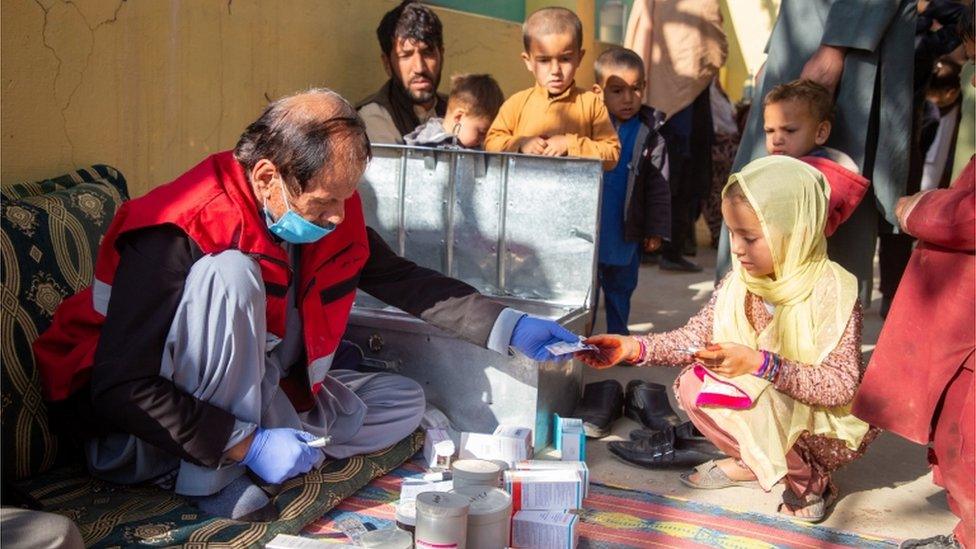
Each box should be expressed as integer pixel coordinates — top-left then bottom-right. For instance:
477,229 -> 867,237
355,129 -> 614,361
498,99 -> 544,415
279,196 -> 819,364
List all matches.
580,241 -> 957,543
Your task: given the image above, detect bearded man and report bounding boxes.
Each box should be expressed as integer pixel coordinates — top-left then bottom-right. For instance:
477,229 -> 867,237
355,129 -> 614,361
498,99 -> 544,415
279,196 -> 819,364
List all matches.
357,1 -> 446,143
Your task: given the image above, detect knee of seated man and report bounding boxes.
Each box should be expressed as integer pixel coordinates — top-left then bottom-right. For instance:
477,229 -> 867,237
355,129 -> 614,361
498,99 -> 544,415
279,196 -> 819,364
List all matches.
388,374 -> 425,418
190,250 -> 264,305
401,375 -> 425,407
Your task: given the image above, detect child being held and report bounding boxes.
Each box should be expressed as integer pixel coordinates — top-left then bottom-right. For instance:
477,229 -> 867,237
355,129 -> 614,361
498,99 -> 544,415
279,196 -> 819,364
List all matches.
591,47 -> 670,334
404,73 -> 505,149
762,79 -> 869,236
580,156 -> 877,522
484,7 -> 620,170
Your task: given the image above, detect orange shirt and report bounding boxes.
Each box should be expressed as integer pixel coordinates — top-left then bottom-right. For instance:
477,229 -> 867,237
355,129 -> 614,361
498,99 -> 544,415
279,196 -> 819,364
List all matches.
484,83 -> 620,171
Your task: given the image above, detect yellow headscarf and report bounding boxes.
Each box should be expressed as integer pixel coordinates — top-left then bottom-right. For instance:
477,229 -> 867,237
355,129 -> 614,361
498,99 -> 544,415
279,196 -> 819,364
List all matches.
715,155 -> 856,364
703,156 -> 869,490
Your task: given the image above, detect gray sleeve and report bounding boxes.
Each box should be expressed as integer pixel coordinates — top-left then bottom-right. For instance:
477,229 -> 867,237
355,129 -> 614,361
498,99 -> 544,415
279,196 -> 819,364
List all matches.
223,419 -> 257,452
485,308 -> 526,355
820,0 -> 902,52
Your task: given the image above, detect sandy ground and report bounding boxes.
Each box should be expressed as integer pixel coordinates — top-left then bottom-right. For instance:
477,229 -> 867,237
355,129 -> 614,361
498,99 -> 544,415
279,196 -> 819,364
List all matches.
578,241 -> 957,543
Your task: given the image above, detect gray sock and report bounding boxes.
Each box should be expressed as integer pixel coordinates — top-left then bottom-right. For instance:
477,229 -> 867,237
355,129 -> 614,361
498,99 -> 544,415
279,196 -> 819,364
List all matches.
190,474 -> 271,519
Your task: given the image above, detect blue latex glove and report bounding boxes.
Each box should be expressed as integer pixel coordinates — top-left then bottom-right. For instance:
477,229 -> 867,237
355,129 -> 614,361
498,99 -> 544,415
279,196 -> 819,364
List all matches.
509,315 -> 579,362
241,427 -> 320,484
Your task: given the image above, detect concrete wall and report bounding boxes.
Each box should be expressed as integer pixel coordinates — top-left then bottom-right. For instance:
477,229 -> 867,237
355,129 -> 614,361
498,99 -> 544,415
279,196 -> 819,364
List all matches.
10,1 -> 964,196
1,0 -> 549,197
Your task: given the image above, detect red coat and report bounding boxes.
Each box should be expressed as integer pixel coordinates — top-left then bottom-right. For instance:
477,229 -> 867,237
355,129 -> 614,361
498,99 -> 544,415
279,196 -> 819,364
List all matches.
33,152 -> 369,411
853,158 -> 976,443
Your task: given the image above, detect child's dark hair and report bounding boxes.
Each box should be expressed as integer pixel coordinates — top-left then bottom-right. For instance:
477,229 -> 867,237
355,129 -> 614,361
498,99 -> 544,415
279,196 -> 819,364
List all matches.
763,79 -> 834,123
376,1 -> 443,57
448,74 -> 505,120
958,2 -> 974,44
928,57 -> 962,95
594,47 -> 645,86
522,7 -> 583,52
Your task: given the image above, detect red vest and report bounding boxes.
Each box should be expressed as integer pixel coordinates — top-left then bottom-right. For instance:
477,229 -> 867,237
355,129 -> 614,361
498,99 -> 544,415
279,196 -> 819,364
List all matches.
33,152 -> 369,411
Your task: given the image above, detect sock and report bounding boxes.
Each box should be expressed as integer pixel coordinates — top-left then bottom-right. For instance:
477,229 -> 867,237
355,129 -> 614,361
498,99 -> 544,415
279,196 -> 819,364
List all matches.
190,474 -> 272,520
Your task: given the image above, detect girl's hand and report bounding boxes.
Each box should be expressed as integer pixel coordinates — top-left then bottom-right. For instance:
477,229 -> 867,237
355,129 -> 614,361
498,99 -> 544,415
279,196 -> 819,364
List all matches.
575,334 -> 640,369
693,342 -> 764,378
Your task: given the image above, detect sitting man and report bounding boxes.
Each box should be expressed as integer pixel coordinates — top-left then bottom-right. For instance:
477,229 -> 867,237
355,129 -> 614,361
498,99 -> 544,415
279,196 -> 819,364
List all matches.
34,89 -> 578,521
358,1 -> 445,143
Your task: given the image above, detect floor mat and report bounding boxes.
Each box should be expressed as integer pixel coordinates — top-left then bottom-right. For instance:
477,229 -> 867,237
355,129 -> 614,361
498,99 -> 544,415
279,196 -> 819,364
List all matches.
301,460 -> 896,548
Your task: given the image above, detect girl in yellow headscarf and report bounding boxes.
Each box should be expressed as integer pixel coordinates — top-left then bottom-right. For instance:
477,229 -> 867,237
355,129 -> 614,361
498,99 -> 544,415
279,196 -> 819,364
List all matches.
580,155 -> 878,522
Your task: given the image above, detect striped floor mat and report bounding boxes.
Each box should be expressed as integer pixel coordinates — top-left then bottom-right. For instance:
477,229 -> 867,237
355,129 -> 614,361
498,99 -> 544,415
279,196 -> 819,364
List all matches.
302,461 -> 895,548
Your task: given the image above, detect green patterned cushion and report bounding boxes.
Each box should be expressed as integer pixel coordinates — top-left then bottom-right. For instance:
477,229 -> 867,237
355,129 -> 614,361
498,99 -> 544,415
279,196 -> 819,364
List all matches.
12,430 -> 424,548
0,165 -> 129,480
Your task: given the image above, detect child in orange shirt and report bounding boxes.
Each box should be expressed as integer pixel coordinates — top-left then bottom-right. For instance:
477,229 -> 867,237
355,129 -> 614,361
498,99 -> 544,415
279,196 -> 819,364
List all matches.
484,7 -> 620,170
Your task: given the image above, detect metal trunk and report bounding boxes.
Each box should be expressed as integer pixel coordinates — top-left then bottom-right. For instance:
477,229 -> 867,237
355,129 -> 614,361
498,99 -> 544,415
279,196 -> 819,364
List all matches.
347,145 -> 602,451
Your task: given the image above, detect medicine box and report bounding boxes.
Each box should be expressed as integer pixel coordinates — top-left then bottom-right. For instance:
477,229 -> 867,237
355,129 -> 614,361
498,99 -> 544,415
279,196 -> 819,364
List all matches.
459,425 -> 533,467
493,425 -> 534,457
399,478 -> 453,504
424,428 -> 456,469
515,460 -> 590,498
511,510 -> 579,549
503,469 -> 584,511
553,414 -> 585,461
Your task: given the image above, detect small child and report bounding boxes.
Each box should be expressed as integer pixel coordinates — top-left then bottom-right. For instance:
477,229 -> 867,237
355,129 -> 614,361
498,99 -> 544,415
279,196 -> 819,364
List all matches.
762,79 -> 869,236
484,7 -> 620,170
404,73 -> 505,149
580,156 -> 876,522
591,47 -> 670,335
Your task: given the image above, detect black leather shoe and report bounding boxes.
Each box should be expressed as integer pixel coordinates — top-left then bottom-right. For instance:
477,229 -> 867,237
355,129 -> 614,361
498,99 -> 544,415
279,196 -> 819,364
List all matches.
608,427 -> 716,469
659,257 -> 703,272
630,422 -> 721,457
625,381 -> 682,431
675,420 -> 709,443
570,380 -> 623,438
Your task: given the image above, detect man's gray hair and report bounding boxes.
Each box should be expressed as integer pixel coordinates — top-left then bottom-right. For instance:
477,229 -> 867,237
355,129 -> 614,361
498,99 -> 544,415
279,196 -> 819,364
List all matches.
234,88 -> 371,192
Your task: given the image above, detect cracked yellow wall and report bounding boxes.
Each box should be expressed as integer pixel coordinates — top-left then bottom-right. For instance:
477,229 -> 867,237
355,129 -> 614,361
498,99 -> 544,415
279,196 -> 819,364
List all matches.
2,0 -> 550,197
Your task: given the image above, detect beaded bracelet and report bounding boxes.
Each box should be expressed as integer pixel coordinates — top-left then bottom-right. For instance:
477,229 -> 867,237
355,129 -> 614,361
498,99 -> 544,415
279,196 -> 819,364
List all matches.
754,351 -> 782,382
766,353 -> 782,382
755,350 -> 771,378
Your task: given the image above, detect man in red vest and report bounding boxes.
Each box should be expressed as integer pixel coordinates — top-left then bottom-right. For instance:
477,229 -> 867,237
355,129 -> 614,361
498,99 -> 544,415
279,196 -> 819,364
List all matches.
34,89 -> 578,520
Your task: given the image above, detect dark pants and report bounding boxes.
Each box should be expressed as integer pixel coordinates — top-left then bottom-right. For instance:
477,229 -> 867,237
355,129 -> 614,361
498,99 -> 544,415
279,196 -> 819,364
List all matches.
661,90 -> 713,262
878,232 -> 915,300
660,160 -> 695,263
598,252 -> 641,335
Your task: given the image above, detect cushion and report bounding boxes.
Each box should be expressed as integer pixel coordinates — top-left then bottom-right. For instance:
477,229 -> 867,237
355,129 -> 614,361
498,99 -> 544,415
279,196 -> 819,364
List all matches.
12,430 -> 424,548
0,166 -> 129,481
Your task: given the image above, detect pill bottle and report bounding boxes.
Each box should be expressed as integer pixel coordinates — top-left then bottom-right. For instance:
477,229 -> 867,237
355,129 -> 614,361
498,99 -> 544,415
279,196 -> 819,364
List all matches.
395,499 -> 416,534
415,491 -> 470,549
451,459 -> 502,489
450,486 -> 512,549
